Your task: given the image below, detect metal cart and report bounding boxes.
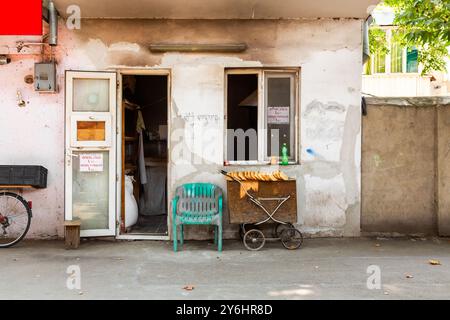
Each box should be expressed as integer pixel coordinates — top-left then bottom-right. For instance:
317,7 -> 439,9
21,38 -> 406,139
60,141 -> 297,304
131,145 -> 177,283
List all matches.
221,170 -> 303,251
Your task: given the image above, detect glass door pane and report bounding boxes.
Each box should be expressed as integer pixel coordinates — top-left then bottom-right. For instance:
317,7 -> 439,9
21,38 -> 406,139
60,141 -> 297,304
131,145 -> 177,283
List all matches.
265,74 -> 295,160
73,78 -> 110,112
72,151 -> 109,230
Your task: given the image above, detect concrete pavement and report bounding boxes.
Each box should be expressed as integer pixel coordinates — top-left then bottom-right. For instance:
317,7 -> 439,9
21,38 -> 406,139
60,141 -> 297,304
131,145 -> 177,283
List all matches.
0,237 -> 449,299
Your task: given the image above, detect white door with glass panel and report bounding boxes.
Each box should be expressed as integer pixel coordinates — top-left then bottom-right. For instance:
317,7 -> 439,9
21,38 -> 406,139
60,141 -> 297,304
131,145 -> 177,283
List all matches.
65,71 -> 117,237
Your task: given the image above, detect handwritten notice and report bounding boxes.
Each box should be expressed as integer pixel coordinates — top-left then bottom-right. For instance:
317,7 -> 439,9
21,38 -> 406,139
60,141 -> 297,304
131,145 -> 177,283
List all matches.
79,153 -> 103,172
267,106 -> 290,124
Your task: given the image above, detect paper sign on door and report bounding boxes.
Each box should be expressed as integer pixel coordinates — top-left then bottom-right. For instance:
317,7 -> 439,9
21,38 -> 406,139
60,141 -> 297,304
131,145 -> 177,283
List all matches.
267,106 -> 290,124
79,153 -> 103,172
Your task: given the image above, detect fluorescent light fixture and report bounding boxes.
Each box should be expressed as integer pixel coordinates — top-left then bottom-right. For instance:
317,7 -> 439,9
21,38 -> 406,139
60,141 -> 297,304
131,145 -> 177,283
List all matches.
149,43 -> 247,53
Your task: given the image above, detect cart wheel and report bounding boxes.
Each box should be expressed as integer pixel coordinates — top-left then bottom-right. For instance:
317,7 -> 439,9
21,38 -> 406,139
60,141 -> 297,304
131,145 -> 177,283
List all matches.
280,228 -> 303,250
243,229 -> 265,251
274,222 -> 294,238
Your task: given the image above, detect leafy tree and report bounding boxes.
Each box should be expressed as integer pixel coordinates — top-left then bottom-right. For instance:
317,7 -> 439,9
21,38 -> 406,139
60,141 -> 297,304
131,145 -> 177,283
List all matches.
369,27 -> 389,56
375,0 -> 450,74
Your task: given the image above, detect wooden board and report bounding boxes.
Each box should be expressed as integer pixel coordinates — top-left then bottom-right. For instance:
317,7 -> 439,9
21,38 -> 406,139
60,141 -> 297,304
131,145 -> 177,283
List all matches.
0,185 -> 34,189
64,219 -> 81,226
227,180 -> 297,224
76,121 -> 106,141
65,223 -> 81,249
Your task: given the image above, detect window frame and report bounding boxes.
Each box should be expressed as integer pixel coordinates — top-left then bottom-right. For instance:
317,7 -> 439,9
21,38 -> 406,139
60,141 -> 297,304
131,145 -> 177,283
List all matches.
367,27 -> 421,75
224,67 -> 299,166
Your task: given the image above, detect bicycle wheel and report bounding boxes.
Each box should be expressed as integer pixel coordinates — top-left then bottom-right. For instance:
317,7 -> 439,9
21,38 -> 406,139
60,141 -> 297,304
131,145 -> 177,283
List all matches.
274,222 -> 294,238
0,192 -> 32,248
243,229 -> 265,251
280,227 -> 303,250
239,224 -> 253,240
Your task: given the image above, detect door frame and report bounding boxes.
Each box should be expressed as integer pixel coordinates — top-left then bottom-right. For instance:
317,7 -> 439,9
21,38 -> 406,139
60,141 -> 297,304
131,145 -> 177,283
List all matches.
115,68 -> 171,241
64,70 -> 117,237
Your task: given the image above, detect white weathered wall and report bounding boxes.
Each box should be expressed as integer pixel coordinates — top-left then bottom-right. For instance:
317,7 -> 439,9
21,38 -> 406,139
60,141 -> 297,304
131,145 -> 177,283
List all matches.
0,18 -> 363,239
362,74 -> 433,97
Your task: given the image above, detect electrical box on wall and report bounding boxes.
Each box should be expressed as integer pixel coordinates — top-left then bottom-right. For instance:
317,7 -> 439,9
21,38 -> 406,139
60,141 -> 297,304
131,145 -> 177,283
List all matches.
34,62 -> 56,92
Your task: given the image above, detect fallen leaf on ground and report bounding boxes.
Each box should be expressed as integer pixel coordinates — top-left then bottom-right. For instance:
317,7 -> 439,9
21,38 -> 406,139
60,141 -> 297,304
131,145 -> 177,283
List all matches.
183,285 -> 195,291
429,259 -> 441,265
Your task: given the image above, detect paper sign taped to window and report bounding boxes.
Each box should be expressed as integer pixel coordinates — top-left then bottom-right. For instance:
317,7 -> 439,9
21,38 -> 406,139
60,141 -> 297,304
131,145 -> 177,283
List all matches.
79,153 -> 103,172
267,106 -> 290,124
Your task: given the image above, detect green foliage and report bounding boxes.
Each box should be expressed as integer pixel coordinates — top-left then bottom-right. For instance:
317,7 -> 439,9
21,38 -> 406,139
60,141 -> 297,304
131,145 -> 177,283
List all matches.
375,0 -> 450,74
369,28 -> 389,55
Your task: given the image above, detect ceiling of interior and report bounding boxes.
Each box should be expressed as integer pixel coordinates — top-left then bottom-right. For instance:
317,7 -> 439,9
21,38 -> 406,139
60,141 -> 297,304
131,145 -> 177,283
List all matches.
51,0 -> 380,19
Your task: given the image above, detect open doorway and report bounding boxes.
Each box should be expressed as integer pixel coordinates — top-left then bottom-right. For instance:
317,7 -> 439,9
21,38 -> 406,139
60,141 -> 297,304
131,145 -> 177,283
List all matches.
120,73 -> 169,237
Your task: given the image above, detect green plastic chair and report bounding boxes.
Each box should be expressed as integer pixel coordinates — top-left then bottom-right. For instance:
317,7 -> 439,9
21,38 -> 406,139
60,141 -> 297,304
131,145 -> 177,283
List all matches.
172,183 -> 223,252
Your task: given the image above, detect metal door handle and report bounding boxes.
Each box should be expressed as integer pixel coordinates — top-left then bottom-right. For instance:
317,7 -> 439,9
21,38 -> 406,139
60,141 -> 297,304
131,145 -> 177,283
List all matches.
66,150 -> 79,157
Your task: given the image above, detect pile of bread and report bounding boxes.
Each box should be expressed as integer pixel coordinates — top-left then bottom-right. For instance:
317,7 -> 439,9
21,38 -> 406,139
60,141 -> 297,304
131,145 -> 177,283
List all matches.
225,170 -> 289,181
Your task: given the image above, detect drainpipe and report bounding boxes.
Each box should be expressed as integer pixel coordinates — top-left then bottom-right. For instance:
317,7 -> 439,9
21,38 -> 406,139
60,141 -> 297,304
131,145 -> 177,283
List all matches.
48,1 -> 58,46
362,16 -> 373,64
362,16 -> 374,116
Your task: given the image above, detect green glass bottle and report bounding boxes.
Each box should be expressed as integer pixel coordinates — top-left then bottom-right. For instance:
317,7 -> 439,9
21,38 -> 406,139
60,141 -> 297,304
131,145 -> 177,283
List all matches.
281,143 -> 289,165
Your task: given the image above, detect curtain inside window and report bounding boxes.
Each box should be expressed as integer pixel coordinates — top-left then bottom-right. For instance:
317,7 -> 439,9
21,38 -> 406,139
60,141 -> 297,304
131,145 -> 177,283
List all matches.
407,48 -> 419,73
390,34 -> 403,73
364,57 -> 372,75
373,51 -> 386,73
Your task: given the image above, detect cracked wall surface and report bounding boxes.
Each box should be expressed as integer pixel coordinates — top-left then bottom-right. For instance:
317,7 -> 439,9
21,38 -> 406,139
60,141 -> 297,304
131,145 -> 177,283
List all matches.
0,18 -> 363,239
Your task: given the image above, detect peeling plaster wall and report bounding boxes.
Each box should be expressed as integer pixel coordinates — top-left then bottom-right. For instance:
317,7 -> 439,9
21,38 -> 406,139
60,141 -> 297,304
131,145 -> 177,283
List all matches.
0,18 -> 363,239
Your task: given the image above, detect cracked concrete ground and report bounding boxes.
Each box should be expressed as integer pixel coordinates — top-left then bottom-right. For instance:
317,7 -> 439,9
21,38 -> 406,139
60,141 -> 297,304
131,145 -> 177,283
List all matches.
0,237 -> 449,300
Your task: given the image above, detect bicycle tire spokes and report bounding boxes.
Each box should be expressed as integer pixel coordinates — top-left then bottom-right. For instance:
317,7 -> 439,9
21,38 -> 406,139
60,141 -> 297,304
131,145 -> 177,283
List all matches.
0,193 -> 32,248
